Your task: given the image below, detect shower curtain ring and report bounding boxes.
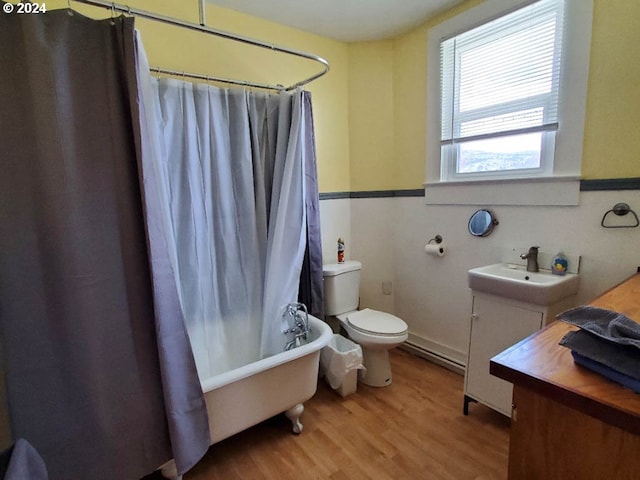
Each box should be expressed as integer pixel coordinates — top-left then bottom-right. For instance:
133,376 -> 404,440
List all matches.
109,2 -> 118,25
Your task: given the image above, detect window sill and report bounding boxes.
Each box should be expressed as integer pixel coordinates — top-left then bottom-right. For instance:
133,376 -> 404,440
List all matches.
424,176 -> 580,206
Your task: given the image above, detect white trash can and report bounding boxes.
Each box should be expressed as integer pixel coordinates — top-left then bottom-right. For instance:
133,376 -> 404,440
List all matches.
319,334 -> 365,397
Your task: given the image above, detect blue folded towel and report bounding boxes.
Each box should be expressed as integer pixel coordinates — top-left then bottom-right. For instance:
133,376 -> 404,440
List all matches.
557,306 -> 640,385
557,306 -> 640,349
560,329 -> 640,381
570,350 -> 640,394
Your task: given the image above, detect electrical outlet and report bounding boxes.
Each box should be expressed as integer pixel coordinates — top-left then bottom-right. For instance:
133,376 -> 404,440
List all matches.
382,281 -> 393,295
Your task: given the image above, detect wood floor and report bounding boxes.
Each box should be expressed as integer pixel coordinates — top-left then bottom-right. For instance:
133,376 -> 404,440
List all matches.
180,349 -> 510,480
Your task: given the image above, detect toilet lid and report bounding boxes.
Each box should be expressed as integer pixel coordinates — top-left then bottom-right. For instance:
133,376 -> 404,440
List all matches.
344,308 -> 408,336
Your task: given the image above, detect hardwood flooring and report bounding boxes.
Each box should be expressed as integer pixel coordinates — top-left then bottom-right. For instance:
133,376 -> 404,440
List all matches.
182,349 -> 510,480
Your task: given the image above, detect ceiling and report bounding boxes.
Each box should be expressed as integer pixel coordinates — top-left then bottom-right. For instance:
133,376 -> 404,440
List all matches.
207,0 -> 464,43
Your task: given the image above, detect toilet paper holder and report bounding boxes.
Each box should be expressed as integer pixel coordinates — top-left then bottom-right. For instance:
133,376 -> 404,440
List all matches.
425,235 -> 446,257
428,235 -> 443,245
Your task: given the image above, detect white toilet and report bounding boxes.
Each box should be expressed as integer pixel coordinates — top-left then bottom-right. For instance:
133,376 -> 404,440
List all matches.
323,260 -> 408,387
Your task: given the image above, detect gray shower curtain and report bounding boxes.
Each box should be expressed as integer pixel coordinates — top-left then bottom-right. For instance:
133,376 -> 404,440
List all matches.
138,68 -> 317,370
0,8 -> 208,480
298,92 -> 324,320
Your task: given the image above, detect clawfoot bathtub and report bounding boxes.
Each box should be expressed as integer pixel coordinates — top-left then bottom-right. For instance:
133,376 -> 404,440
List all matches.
161,314 -> 332,479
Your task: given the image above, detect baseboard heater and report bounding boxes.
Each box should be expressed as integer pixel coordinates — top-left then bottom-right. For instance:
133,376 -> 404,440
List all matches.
401,336 -> 466,376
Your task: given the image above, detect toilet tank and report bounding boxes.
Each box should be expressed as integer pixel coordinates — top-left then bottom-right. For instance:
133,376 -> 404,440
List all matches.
323,260 -> 362,316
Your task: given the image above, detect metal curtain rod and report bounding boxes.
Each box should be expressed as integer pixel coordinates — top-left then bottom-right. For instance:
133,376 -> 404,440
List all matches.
71,0 -> 330,91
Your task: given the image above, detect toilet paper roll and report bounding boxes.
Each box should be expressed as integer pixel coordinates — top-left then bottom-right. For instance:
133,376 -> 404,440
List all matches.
424,243 -> 446,257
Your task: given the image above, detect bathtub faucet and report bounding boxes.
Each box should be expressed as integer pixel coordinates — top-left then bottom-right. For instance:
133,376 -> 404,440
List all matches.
283,303 -> 310,351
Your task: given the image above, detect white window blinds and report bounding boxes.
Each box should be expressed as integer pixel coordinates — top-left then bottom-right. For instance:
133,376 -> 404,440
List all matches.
440,0 -> 564,149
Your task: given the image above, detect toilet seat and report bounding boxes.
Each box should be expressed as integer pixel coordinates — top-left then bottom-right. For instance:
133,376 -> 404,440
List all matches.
338,308 -> 408,337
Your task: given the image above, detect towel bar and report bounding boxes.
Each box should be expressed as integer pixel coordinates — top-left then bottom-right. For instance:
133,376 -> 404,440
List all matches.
601,202 -> 639,228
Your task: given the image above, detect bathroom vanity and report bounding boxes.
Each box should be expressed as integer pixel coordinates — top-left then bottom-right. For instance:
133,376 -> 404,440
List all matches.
491,273 -> 640,479
464,290 -> 575,416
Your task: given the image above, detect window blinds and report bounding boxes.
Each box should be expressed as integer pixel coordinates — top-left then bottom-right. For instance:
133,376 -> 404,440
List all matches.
440,0 -> 565,145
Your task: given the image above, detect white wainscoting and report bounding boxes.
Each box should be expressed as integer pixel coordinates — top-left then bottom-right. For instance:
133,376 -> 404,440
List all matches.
321,189 -> 640,366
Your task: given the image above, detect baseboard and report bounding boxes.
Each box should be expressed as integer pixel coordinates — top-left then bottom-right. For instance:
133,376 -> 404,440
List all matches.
401,334 -> 466,376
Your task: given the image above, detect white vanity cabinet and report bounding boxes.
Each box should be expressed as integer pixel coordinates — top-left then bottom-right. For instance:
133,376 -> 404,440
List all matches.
463,291 -> 575,417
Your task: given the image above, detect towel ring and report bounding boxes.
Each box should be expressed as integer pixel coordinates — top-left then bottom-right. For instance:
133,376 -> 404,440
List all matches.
601,203 -> 639,228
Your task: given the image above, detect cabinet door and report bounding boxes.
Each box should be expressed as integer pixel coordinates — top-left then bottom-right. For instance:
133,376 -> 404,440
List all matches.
465,296 -> 543,416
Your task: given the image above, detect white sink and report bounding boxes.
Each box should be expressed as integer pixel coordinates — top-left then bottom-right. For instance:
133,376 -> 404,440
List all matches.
468,263 -> 580,306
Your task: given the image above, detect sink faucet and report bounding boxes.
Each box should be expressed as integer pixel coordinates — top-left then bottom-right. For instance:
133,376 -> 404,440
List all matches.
520,246 -> 540,272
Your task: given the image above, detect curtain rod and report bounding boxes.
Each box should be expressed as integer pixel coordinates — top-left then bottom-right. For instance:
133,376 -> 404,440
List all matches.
70,0 -> 330,91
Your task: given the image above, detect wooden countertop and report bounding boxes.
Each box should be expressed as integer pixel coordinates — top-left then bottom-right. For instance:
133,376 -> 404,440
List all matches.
490,273 -> 640,435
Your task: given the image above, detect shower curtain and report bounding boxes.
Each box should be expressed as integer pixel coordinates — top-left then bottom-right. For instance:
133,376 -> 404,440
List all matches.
298,92 -> 325,321
0,8 -> 209,479
137,45 -> 322,378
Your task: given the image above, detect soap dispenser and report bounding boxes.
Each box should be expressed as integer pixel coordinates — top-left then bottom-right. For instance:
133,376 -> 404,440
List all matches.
551,252 -> 568,275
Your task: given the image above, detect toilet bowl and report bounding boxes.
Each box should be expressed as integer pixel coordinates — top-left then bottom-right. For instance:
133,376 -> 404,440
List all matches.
337,308 -> 408,387
322,261 -> 409,387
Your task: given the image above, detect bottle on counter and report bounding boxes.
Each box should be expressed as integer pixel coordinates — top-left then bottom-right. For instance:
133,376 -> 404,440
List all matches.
337,238 -> 345,263
552,252 -> 568,275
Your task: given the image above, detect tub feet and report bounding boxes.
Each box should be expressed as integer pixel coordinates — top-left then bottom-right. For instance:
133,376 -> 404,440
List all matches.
160,460 -> 182,480
285,403 -> 304,434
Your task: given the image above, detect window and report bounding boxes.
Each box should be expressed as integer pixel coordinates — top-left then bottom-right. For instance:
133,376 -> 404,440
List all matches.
426,0 -> 593,205
441,0 -> 563,180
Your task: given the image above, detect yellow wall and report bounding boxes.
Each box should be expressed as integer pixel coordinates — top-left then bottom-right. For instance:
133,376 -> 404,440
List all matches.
44,0 -> 640,192
349,0 -> 640,190
581,0 -> 640,179
347,41 -> 395,191
47,0 -> 351,193
391,1 -> 484,190
392,26 -> 429,190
